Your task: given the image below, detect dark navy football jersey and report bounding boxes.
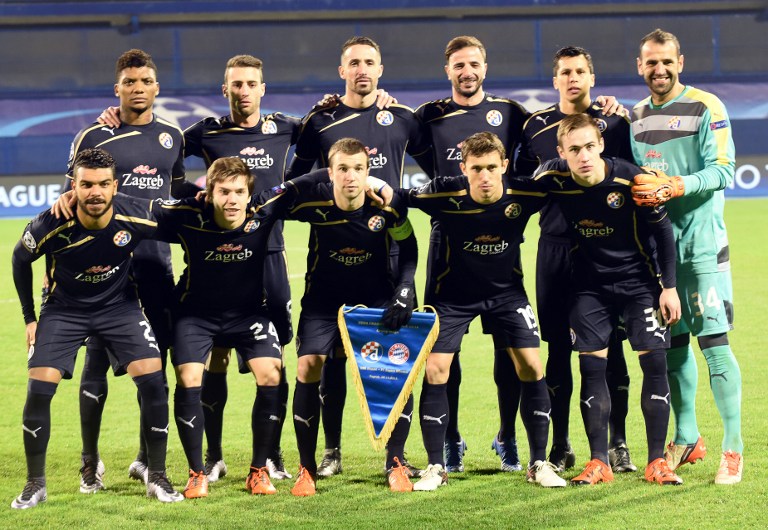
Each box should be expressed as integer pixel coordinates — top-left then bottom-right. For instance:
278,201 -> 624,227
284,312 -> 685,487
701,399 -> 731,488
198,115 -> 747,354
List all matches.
13,195 -> 157,322
416,94 -> 529,179
286,101 -> 430,188
66,116 -> 185,273
184,112 -> 300,252
517,102 -> 632,238
534,157 -> 675,287
287,180 -> 412,313
402,176 -> 546,303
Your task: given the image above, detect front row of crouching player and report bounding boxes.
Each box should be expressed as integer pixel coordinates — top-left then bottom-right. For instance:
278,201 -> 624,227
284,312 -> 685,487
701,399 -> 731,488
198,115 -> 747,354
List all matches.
10,118 -> 687,506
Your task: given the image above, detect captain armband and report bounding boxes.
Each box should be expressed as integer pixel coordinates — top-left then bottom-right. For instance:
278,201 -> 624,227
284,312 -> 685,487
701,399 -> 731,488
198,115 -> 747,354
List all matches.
387,218 -> 414,241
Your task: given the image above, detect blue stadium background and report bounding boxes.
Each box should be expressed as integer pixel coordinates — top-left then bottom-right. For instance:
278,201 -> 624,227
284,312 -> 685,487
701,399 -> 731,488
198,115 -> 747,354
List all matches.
2,0 -> 767,216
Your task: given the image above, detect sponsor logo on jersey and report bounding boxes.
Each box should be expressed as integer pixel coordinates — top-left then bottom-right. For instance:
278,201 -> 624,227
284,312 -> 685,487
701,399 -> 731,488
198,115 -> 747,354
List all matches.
133,165 -> 157,175
244,219 -> 260,232
271,184 -> 286,195
329,247 -> 372,266
204,246 -> 253,262
504,203 -> 522,219
261,120 -> 278,134
113,230 -> 131,246
606,191 -> 624,209
158,132 -> 174,149
576,219 -> 614,237
361,341 -> 382,363
22,230 -> 37,250
486,110 -> 503,127
710,119 -> 729,131
122,173 -> 164,190
368,215 -> 385,232
463,234 -> 508,255
376,110 -> 394,126
241,147 -> 265,156
666,116 -> 681,130
388,343 -> 410,365
645,149 -> 663,159
594,118 -> 608,132
76,264 -> 120,283
366,146 -> 387,169
239,146 -> 274,169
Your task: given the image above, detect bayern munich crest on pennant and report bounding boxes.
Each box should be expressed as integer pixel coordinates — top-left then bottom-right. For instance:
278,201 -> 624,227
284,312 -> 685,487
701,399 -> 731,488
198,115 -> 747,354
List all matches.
158,132 -> 174,149
368,215 -> 385,231
606,191 -> 624,209
113,230 -> 131,246
361,341 -> 382,363
486,110 -> 503,126
388,343 -> 410,365
376,110 -> 394,126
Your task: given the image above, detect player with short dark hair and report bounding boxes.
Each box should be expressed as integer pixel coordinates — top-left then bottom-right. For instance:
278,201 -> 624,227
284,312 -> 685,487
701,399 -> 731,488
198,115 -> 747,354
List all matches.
517,45 -> 637,474
11,148 -> 182,509
288,137 -> 418,496
64,48 -> 197,491
415,35 -> 530,474
285,36 -> 432,477
534,114 -> 683,486
393,132 -> 565,491
631,28 -> 743,485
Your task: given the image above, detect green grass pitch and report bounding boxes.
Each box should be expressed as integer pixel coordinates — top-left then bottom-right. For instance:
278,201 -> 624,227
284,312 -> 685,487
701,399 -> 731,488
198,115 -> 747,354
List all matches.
0,200 -> 766,528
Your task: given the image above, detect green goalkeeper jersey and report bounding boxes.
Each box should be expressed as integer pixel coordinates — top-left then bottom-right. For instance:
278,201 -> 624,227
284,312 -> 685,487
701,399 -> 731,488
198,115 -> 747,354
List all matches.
630,85 -> 735,275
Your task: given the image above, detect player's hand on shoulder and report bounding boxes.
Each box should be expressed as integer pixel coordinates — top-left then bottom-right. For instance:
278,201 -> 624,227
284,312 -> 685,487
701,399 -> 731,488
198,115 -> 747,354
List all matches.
97,106 -> 121,128
631,167 -> 684,207
365,176 -> 392,207
52,190 -> 76,219
381,284 -> 415,331
595,95 -> 628,118
375,88 -> 398,109
316,93 -> 341,111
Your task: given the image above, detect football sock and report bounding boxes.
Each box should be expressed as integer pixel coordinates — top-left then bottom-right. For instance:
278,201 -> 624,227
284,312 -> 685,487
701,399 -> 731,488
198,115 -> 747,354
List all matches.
419,382 -> 448,466
701,344 -> 743,453
639,350 -> 671,462
79,351 -> 109,458
251,385 -> 280,468
606,335 -> 629,446
386,394 -> 413,469
494,348 -> 520,440
545,337 -> 573,447
445,352 -> 462,440
134,371 -> 169,474
201,370 -> 227,462
173,385 -> 204,471
23,379 -> 58,479
579,355 -> 610,464
320,356 -> 346,450
519,378 -> 551,464
293,380 -> 321,473
666,344 -> 700,445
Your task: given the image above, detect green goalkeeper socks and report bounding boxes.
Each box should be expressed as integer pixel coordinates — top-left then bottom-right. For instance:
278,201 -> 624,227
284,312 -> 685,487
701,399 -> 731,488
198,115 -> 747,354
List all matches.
666,345 -> 700,445
702,344 -> 743,453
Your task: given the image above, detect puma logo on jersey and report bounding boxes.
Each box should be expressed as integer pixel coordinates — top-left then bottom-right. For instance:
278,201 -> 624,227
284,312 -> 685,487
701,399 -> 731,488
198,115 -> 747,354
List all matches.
58,232 -> 73,244
654,329 -> 667,340
323,110 -> 337,120
177,416 -> 196,428
553,177 -> 565,189
197,213 -> 209,228
422,414 -> 447,425
22,424 -> 43,438
315,209 -> 329,221
650,393 -> 670,404
294,414 -> 314,428
535,115 -> 550,125
81,390 -> 104,403
151,423 -> 170,434
448,197 -> 462,210
581,396 -> 596,408
101,126 -> 116,136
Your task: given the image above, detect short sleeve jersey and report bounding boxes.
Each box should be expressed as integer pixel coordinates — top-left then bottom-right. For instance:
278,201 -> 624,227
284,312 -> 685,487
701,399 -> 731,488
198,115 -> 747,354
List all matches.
183,113 -> 301,251
416,94 -> 529,179
287,102 -> 430,188
630,86 -> 735,274
404,176 -> 546,303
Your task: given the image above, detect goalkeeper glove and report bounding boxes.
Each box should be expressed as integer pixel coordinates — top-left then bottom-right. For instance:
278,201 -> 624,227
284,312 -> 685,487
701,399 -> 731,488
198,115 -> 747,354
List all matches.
631,168 -> 684,207
381,284 -> 415,331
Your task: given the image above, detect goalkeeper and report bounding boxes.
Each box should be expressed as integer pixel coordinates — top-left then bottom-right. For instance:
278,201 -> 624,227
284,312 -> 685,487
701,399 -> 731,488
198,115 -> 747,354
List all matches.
630,28 -> 742,485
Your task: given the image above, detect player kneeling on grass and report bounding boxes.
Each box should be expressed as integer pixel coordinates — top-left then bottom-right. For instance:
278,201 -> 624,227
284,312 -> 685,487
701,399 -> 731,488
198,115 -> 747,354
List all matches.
382,132 -> 566,490
534,113 -> 683,486
11,148 -> 182,509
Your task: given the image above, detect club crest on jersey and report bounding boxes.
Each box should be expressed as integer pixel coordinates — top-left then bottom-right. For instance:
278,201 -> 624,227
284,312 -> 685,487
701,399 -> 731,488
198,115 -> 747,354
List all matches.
376,110 -> 394,126
113,230 -> 132,246
22,231 -> 37,250
388,343 -> 410,365
361,341 -> 383,363
504,203 -> 522,219
158,132 -> 174,149
486,110 -> 503,127
594,118 -> 608,132
244,219 -> 260,232
368,215 -> 386,232
606,191 -> 624,209
261,120 -> 278,134
667,116 -> 681,130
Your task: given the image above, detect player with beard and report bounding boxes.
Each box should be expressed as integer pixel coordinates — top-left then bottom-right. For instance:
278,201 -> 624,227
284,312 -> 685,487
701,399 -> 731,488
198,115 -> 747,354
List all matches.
517,46 -> 636,474
11,148 -> 182,508
285,36 -> 432,478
